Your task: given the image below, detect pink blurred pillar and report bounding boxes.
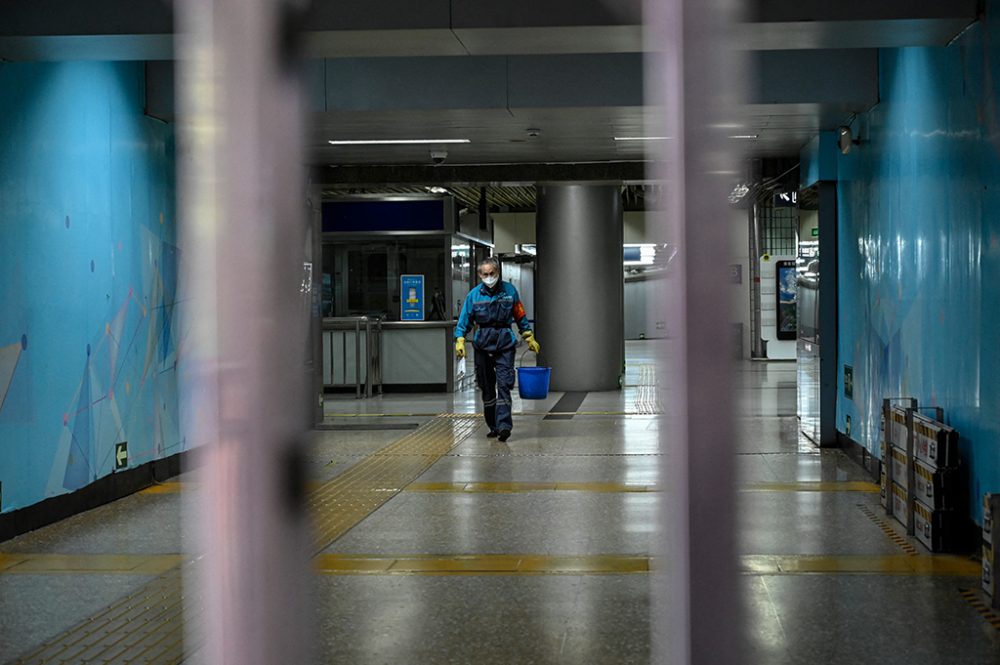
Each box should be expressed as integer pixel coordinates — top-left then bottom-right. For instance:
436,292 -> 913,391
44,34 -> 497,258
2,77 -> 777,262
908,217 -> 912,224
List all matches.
177,0 -> 314,663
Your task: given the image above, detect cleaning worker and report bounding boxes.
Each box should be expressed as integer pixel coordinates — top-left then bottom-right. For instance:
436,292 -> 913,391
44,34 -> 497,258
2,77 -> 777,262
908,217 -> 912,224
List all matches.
455,257 -> 540,442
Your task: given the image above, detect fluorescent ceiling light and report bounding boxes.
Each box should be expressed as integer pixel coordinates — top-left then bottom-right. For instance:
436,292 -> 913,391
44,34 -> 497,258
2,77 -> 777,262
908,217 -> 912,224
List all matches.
728,134 -> 759,139
614,136 -> 672,141
328,138 -> 470,145
426,186 -> 449,194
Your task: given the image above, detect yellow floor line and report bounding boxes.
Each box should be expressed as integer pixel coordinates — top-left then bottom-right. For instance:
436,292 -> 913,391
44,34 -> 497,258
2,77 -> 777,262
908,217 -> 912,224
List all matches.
743,554 -> 980,576
313,553 -> 650,575
405,482 -> 659,493
139,481 -> 186,494
312,553 -> 980,576
1,552 -> 979,577
141,480 -> 876,496
743,481 -> 879,493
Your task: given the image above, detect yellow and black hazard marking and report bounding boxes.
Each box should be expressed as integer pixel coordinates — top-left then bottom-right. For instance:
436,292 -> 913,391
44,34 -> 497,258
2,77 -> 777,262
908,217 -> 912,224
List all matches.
958,588 -> 1000,631
857,503 -> 921,556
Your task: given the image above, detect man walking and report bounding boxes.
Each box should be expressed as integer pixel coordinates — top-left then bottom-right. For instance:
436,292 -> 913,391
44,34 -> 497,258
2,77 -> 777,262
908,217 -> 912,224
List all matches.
455,257 -> 540,442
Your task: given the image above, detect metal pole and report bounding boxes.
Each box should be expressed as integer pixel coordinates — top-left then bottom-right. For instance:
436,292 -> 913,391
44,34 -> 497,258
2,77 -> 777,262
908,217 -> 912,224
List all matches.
177,0 -> 310,663
355,319 -> 361,399
749,202 -> 765,358
365,318 -> 372,398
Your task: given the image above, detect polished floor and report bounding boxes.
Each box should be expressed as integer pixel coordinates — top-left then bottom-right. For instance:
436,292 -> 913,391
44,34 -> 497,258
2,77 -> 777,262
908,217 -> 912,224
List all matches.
1,342 -> 998,664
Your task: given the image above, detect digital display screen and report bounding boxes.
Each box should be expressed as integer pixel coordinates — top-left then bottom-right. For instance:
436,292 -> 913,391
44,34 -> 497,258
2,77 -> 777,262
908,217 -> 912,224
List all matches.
776,261 -> 797,340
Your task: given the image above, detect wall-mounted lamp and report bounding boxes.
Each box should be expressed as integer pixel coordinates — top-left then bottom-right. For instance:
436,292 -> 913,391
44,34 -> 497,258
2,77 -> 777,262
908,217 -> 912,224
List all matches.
838,126 -> 861,154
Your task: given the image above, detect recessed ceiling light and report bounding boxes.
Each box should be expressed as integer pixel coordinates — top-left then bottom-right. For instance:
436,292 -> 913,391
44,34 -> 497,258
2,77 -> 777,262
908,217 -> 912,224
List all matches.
328,139 -> 470,145
727,135 -> 759,139
614,136 -> 672,141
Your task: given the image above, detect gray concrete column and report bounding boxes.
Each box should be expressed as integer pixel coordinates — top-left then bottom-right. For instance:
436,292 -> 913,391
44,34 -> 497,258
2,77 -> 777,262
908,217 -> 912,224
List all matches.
535,184 -> 623,392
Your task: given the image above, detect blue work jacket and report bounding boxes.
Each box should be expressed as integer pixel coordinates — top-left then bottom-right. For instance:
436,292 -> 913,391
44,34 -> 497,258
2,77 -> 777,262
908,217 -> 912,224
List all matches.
455,281 -> 531,352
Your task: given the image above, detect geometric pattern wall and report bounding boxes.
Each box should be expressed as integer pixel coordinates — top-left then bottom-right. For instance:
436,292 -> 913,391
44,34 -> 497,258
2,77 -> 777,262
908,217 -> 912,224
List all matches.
0,61 -> 181,513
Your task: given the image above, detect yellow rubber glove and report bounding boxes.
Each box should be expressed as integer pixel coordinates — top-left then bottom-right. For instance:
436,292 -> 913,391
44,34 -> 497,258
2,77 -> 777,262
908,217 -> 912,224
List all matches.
522,331 -> 540,354
455,337 -> 466,358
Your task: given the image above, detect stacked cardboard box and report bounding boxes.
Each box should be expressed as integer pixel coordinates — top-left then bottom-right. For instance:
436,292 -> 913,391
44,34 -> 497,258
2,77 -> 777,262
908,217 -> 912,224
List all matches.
983,494 -> 999,609
880,403 -> 961,552
909,412 -> 960,552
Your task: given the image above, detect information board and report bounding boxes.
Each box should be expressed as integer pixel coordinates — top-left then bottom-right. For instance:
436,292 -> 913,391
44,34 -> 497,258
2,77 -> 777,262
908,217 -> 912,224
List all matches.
400,274 -> 425,321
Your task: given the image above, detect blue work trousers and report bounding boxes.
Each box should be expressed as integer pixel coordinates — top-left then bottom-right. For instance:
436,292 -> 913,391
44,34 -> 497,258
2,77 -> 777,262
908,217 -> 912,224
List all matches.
474,345 -> 516,432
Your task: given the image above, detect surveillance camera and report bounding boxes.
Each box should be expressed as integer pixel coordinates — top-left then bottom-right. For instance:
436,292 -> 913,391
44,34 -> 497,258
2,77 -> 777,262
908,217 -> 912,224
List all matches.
430,150 -> 448,164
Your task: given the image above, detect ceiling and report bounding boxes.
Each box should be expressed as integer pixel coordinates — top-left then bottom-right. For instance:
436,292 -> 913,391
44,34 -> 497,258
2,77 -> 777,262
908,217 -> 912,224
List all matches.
1,0 -> 982,185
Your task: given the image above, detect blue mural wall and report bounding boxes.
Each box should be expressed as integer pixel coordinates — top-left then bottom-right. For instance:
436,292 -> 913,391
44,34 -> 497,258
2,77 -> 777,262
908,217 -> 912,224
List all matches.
0,62 -> 181,513
837,9 -> 1000,523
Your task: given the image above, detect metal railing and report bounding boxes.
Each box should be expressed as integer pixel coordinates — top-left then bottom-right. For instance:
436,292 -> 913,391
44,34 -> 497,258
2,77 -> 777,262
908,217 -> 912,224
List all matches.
322,316 -> 382,398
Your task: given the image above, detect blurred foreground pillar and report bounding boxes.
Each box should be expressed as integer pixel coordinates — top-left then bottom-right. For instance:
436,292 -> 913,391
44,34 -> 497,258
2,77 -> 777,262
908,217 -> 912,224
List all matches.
646,0 -> 744,663
177,0 -> 313,663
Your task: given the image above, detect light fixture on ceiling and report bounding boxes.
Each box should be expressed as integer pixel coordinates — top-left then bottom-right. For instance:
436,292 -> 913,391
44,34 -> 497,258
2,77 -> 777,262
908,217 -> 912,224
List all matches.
426,186 -> 449,194
727,134 -> 759,140
728,183 -> 750,204
614,136 -> 672,141
327,138 -> 471,145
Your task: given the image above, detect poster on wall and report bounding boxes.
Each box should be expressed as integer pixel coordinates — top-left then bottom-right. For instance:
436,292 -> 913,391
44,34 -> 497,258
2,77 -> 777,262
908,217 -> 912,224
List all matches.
400,274 -> 425,321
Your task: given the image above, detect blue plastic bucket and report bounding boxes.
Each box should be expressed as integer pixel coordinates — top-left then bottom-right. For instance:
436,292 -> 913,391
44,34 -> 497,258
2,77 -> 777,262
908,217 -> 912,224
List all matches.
517,366 -> 551,399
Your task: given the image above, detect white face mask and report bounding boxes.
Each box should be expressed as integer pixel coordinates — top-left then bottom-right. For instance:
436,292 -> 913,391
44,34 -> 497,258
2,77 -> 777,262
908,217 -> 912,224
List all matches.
481,274 -> 499,288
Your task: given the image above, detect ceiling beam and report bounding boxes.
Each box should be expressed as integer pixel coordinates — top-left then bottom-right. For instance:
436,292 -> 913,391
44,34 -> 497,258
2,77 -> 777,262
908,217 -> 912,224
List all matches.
314,161 -> 649,186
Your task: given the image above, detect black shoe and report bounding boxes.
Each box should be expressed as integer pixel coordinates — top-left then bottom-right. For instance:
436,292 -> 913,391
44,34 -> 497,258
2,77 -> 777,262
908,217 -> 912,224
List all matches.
487,430 -> 499,438
498,429 -> 511,442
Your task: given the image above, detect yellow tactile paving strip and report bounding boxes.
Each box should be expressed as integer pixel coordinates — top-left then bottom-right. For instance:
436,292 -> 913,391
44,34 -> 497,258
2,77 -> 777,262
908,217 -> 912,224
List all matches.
6,415 -> 479,665
307,414 -> 479,553
0,553 -> 181,575
10,567 -> 189,664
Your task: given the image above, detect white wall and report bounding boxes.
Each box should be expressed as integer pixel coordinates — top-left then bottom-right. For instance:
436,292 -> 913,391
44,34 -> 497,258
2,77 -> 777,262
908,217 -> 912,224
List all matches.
492,212 -> 536,253
491,209 -> 752,355
799,209 -> 818,240
727,208 -> 752,359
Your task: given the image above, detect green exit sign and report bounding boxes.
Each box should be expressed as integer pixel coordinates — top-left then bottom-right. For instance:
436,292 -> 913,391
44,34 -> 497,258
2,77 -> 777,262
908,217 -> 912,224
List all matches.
811,227 -> 819,237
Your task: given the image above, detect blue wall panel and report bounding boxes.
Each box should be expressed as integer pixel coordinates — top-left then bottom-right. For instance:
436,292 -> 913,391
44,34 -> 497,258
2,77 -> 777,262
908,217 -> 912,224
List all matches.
837,12 -> 1000,522
0,62 -> 180,513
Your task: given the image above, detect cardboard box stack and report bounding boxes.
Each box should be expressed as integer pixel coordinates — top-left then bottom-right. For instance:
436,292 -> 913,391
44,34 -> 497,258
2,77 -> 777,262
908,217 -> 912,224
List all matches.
983,494 -> 999,609
880,404 -> 961,552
